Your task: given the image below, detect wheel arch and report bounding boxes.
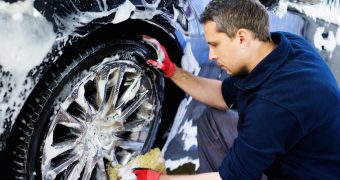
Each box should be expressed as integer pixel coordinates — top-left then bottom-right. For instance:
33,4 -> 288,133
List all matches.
62,18 -> 185,67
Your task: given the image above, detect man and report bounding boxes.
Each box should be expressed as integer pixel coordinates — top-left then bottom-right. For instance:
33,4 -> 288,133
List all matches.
134,0 -> 340,179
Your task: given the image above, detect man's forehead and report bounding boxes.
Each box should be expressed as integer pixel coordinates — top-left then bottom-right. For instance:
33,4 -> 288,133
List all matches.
204,22 -> 218,38
204,20 -> 218,31
204,26 -> 221,42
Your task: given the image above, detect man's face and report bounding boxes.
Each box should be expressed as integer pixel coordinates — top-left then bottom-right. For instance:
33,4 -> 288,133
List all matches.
204,21 -> 247,76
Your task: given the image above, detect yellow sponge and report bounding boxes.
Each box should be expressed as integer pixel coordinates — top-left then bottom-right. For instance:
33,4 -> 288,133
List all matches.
107,148 -> 166,179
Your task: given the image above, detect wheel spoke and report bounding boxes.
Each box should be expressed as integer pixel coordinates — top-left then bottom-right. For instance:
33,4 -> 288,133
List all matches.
94,159 -> 108,180
122,119 -> 145,132
116,149 -> 134,165
81,154 -> 100,180
57,108 -> 86,131
135,101 -> 155,122
112,64 -> 127,107
74,84 -> 97,119
45,152 -> 82,179
116,73 -> 141,109
120,90 -> 149,121
119,139 -> 144,152
99,65 -> 126,118
43,109 -> 85,163
105,90 -> 148,130
49,140 -> 83,160
104,147 -> 119,167
95,68 -> 109,108
66,154 -> 87,180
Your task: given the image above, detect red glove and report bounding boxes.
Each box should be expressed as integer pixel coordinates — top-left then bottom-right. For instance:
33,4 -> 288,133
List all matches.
142,35 -> 176,77
133,169 -> 162,180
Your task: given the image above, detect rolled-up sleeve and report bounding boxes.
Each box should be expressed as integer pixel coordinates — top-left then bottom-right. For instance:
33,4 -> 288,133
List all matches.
219,99 -> 304,179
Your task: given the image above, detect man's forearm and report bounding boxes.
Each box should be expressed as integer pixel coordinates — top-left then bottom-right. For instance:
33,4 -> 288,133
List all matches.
169,66 -> 228,110
160,172 -> 221,180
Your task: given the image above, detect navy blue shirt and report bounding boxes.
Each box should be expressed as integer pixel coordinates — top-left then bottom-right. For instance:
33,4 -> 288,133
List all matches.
219,32 -> 340,179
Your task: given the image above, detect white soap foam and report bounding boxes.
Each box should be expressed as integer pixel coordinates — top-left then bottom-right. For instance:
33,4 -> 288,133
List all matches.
288,1 -> 340,25
314,27 -> 337,57
0,0 -> 55,73
0,0 -> 56,135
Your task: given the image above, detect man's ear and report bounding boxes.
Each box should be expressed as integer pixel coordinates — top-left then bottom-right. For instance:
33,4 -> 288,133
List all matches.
236,29 -> 249,47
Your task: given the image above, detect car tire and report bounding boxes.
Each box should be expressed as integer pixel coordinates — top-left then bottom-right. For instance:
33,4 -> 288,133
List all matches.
8,38 -> 164,180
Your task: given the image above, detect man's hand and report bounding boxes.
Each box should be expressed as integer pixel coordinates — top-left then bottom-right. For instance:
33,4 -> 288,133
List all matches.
133,169 -> 162,180
142,35 -> 176,77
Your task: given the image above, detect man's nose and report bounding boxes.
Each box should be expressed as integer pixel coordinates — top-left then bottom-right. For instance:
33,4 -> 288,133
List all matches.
209,49 -> 217,61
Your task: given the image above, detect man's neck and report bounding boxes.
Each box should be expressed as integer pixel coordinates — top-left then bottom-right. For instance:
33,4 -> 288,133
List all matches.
246,39 -> 276,74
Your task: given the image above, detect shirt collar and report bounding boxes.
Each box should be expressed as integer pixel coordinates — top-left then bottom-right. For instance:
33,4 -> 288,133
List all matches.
234,32 -> 291,91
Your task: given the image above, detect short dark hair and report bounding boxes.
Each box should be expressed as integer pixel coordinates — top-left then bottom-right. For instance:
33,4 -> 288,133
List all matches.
200,0 -> 270,41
